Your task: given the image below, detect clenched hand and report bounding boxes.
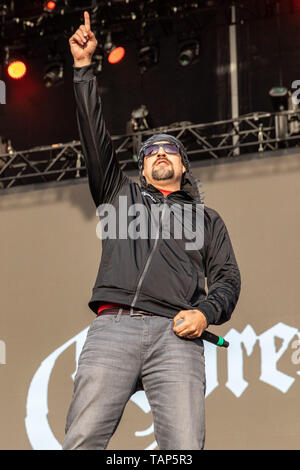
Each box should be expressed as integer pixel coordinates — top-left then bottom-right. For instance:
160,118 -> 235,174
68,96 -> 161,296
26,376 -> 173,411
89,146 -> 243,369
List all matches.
173,309 -> 208,339
69,11 -> 98,67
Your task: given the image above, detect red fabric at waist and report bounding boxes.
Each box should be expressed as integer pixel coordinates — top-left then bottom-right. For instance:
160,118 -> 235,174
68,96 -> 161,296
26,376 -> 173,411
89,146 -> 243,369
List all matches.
97,302 -> 130,315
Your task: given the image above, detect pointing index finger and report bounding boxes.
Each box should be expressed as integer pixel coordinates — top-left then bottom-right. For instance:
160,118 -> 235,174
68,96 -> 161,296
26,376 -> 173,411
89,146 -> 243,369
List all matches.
84,11 -> 91,31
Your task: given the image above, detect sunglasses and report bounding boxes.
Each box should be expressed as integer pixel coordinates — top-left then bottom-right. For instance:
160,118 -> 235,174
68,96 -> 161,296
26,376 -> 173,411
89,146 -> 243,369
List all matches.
143,143 -> 180,157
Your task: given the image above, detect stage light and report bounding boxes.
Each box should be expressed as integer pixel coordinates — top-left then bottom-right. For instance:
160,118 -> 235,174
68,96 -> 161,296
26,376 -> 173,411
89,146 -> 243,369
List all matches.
104,32 -> 125,65
178,40 -> 200,67
269,86 -> 289,142
44,1 -> 57,12
43,61 -> 64,87
108,46 -> 125,64
7,60 -> 27,79
269,87 -> 288,111
92,50 -> 104,74
137,45 -> 159,74
131,105 -> 150,131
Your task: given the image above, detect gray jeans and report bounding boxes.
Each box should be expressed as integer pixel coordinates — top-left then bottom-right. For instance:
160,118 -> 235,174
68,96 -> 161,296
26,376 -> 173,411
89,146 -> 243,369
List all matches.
62,311 -> 206,450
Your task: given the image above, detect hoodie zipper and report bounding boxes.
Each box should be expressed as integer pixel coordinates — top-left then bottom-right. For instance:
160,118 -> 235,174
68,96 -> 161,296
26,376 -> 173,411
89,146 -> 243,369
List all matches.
130,197 -> 167,310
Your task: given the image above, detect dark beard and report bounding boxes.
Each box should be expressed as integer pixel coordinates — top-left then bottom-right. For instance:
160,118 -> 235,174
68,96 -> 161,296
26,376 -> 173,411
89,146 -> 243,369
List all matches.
152,165 -> 174,181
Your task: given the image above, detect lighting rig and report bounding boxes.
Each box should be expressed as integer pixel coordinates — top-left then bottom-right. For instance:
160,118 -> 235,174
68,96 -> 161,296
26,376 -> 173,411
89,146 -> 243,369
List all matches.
0,0 -> 228,86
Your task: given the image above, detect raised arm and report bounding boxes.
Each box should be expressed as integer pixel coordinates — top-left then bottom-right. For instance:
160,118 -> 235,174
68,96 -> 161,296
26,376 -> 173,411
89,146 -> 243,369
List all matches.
198,209 -> 241,326
69,11 -> 128,207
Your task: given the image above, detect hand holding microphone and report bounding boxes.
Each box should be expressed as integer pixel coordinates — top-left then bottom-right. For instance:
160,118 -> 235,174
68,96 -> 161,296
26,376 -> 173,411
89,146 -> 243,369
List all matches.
175,317 -> 229,348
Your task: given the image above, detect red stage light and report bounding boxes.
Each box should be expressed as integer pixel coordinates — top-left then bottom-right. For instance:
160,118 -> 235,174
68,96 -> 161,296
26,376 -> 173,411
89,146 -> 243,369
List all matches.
108,46 -> 125,64
7,60 -> 27,79
45,1 -> 56,11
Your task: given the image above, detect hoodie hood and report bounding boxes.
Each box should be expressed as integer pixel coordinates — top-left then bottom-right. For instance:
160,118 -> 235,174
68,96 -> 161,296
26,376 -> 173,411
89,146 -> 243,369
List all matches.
137,133 -> 204,203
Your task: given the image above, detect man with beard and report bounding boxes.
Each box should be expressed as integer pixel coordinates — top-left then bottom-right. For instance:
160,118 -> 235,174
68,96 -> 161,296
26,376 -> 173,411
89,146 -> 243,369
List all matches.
144,141 -> 183,186
63,11 -> 241,450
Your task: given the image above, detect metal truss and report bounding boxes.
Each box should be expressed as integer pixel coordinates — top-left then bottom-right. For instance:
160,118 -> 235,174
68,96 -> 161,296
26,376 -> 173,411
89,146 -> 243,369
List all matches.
1,110 -> 300,190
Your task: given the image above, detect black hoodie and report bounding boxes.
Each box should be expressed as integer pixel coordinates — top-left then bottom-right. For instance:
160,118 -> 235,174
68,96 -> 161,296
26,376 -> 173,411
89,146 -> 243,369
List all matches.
73,64 -> 241,326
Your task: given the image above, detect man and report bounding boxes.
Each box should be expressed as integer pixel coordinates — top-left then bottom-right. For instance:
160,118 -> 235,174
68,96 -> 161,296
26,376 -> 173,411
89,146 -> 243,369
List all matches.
63,11 -> 241,450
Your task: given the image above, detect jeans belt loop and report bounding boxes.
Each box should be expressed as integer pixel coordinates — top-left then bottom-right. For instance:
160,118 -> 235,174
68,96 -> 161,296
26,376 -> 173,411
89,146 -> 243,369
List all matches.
116,308 -> 123,322
130,306 -> 143,317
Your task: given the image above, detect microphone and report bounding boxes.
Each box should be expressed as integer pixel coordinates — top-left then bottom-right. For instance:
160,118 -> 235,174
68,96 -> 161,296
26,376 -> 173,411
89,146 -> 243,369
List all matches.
201,330 -> 229,348
175,318 -> 229,348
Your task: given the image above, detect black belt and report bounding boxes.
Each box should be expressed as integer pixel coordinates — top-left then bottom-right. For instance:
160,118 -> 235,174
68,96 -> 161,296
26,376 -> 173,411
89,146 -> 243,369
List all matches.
97,307 -> 157,317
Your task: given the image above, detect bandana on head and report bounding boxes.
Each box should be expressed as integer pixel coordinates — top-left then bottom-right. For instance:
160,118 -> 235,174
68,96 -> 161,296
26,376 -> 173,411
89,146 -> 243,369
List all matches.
138,133 -> 190,177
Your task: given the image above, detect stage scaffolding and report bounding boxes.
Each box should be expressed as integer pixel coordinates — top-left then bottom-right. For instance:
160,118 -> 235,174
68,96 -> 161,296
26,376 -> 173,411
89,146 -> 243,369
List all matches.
1,110 -> 300,190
